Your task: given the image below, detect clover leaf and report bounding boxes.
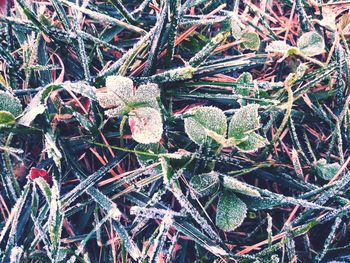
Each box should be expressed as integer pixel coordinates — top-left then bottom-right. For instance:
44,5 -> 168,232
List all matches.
297,32 -> 325,57
216,191 -> 247,232
129,107 -> 163,144
241,31 -> 260,51
190,172 -> 220,198
97,76 -> 160,117
0,91 -> 22,126
184,106 -> 227,145
228,104 -> 267,152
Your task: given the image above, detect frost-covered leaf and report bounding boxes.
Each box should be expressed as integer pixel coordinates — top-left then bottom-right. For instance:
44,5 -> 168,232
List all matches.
135,83 -> 160,109
237,72 -> 253,84
265,41 -> 292,55
235,72 -> 252,103
97,76 -> 160,118
190,172 -> 220,198
9,246 -> 23,263
135,143 -> 165,173
106,75 -> 134,101
0,90 -> 22,117
48,182 -> 64,261
228,104 -> 267,151
222,175 -> 260,197
0,111 -> 16,126
184,106 -> 227,145
316,158 -> 341,180
96,76 -> 133,116
241,31 -> 260,50
216,191 -> 247,232
234,132 -> 267,152
129,107 -> 163,144
34,177 -> 52,204
297,32 -> 325,57
240,195 -> 291,210
228,104 -> 260,140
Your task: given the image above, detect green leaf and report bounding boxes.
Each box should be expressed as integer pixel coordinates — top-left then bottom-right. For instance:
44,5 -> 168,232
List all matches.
222,175 -> 260,197
234,132 -> 267,152
45,133 -> 62,168
237,72 -> 253,84
235,72 -> 252,104
184,106 -> 227,145
216,191 -> 247,232
316,158 -> 341,180
0,91 -> 22,117
48,182 -> 64,261
241,31 -> 260,51
0,111 -> 16,126
228,104 -> 260,140
228,104 -> 267,151
297,32 -> 325,56
190,172 -> 220,198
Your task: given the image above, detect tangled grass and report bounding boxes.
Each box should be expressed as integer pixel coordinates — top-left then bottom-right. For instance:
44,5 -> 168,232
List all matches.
0,0 -> 350,262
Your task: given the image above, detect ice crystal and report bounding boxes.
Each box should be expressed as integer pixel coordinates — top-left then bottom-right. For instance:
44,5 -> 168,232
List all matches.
216,191 -> 247,232
129,107 -> 163,144
297,32 -> 325,57
222,175 -> 260,197
316,158 -> 341,180
184,106 -> 227,145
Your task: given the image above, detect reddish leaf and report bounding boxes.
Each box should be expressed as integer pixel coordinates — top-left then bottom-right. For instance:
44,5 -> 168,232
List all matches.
28,167 -> 52,185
